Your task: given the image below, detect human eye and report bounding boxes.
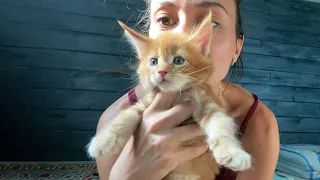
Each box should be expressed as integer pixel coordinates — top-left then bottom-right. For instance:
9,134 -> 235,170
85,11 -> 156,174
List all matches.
156,14 -> 176,29
212,20 -> 220,28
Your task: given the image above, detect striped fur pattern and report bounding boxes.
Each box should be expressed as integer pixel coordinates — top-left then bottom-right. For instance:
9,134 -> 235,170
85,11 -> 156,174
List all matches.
87,13 -> 252,180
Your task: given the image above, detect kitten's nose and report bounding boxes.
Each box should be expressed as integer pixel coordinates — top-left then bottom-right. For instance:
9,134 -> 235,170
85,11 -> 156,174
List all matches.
157,70 -> 167,77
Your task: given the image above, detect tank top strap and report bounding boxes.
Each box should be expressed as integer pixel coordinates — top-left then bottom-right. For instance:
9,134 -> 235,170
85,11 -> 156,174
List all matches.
240,94 -> 259,134
128,88 -> 138,105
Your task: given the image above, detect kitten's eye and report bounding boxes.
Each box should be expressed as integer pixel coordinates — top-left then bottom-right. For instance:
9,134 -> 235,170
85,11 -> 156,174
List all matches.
150,58 -> 158,66
173,57 -> 185,65
157,16 -> 175,27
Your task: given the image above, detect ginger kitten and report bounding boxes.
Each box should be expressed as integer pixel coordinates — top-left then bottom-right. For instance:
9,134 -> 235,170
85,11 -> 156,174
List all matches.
87,12 -> 252,180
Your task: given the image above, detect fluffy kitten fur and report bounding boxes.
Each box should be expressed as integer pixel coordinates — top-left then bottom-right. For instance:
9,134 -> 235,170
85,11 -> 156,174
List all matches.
87,12 -> 252,180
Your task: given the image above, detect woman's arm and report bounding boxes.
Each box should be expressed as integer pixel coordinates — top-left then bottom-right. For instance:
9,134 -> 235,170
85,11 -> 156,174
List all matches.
95,92 -> 133,180
236,102 -> 280,180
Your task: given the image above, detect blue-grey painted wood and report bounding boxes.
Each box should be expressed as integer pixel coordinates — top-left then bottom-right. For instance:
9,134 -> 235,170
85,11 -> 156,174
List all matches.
0,47 -> 134,71
264,101 -> 320,118
0,88 -> 123,110
1,130 -> 95,151
1,66 -> 319,92
1,22 -> 320,61
0,151 -> 89,161
277,117 -> 320,133
242,10 -> 320,35
242,53 -> 320,75
1,109 -> 102,130
0,0 -> 142,20
1,47 -> 320,76
280,133 -> 320,144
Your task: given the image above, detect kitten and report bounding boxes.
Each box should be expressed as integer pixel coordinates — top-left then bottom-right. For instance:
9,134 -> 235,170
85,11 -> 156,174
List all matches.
87,12 -> 252,180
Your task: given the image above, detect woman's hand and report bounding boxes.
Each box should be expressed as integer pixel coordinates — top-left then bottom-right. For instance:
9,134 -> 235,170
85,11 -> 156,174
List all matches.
98,90 -> 208,180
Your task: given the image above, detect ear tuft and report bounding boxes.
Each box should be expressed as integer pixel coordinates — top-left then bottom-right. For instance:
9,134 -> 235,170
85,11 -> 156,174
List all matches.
117,20 -> 150,58
188,12 -> 215,57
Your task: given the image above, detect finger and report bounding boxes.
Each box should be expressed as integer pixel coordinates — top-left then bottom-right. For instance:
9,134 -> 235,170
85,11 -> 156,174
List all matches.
164,101 -> 193,127
149,91 -> 178,110
174,143 -> 209,163
169,124 -> 206,144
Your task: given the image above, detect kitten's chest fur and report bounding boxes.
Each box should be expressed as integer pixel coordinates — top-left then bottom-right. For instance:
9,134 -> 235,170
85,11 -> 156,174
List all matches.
163,88 -> 221,180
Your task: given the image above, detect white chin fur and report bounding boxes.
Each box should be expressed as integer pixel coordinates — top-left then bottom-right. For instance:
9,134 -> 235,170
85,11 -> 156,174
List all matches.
150,75 -> 190,92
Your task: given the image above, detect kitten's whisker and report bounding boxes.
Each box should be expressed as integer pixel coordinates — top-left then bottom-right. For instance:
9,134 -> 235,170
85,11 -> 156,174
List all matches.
187,66 -> 211,75
116,85 -> 137,94
175,75 -> 183,95
177,67 -> 190,73
180,74 -> 207,90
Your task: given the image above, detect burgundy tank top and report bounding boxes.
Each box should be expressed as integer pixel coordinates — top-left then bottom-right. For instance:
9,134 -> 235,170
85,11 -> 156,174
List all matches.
128,89 -> 259,180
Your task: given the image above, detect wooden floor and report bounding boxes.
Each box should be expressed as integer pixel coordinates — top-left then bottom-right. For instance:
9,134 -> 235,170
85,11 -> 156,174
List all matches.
0,0 -> 319,161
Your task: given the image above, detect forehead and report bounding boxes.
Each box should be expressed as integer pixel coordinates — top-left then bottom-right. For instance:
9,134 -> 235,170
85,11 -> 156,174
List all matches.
151,0 -> 235,14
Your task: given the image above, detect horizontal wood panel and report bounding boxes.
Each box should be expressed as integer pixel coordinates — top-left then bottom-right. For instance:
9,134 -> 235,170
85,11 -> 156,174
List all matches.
241,0 -> 320,22
1,109 -> 102,131
0,88 -> 124,110
0,47 -> 135,71
240,69 -> 320,88
3,108 -> 320,133
0,0 -> 141,20
1,46 -> 320,76
0,23 -> 127,55
2,0 -> 319,24
243,39 -> 320,61
1,19 -> 320,61
1,130 -> 95,151
1,5 -> 319,49
243,25 -> 320,48
242,84 -> 320,104
280,133 -> 320,144
0,151 -> 91,161
1,67 -> 136,91
242,53 -> 320,75
1,87 -> 320,117
0,5 -> 138,37
264,101 -> 320,118
242,10 -> 320,35
277,117 -> 320,133
2,66 -> 320,91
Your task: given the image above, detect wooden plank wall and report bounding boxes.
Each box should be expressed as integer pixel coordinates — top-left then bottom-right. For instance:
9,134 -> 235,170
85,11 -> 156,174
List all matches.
0,0 -> 319,161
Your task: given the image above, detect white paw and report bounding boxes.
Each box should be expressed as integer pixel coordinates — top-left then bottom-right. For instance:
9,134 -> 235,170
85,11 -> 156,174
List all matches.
211,143 -> 252,171
87,133 -> 126,158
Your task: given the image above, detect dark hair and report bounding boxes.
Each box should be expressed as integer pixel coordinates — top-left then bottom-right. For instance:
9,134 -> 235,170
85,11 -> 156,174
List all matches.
227,0 -> 244,83
136,0 -> 244,82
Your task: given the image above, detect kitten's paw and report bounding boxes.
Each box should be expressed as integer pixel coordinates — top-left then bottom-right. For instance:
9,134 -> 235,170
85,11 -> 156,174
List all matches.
87,133 -> 126,158
211,143 -> 252,171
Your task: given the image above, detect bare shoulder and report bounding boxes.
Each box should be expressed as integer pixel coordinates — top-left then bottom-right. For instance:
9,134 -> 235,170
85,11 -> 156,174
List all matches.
224,82 -> 279,135
228,83 -> 280,179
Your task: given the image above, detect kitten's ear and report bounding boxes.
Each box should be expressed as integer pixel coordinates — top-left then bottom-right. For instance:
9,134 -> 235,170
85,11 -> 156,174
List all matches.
118,20 -> 151,58
188,12 -> 215,57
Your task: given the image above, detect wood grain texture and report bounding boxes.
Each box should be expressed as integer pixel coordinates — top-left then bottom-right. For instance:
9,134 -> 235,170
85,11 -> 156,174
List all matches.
0,150 -> 90,161
1,130 -> 94,151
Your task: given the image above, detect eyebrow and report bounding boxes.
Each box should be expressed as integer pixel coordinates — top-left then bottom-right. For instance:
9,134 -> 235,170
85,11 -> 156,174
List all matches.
158,0 -> 175,7
196,1 -> 228,15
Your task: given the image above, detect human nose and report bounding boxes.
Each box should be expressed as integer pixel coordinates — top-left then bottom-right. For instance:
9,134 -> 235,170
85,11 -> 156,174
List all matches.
172,13 -> 195,34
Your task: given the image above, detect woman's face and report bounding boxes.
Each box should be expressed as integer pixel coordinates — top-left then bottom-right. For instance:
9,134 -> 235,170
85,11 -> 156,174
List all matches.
149,0 -> 244,85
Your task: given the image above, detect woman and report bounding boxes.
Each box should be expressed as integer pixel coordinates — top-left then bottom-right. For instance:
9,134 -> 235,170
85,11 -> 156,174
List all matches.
95,0 -> 280,179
